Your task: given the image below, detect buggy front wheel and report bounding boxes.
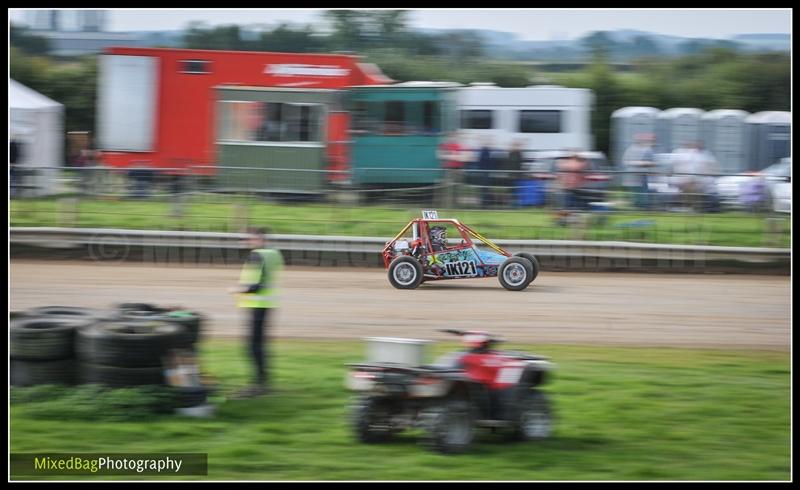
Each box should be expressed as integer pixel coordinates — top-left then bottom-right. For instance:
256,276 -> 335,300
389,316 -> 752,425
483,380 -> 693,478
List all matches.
388,256 -> 424,289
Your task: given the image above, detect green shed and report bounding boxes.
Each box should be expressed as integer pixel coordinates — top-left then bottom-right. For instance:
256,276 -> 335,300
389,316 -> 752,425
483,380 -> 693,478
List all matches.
347,82 -> 461,186
214,86 -> 341,194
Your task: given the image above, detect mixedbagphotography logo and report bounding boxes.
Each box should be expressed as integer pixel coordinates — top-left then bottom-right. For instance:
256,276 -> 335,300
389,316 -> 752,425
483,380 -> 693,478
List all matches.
11,453 -> 207,476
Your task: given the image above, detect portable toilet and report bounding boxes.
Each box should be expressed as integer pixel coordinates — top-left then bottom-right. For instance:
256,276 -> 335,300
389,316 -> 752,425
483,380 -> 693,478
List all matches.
701,109 -> 749,175
656,108 -> 705,154
745,111 -> 791,171
611,106 -> 661,168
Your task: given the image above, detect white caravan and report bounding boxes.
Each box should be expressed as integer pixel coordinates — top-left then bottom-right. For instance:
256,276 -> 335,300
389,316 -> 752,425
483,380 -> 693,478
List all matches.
457,83 -> 594,158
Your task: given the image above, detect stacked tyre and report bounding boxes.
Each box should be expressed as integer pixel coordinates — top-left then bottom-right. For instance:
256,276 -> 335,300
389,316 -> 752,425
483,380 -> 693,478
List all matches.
10,307 -> 102,386
76,320 -> 194,388
115,303 -> 204,346
109,305 -> 211,408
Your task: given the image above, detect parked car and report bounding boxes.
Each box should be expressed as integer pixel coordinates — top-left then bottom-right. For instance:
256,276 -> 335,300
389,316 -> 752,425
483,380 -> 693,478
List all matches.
715,158 -> 791,211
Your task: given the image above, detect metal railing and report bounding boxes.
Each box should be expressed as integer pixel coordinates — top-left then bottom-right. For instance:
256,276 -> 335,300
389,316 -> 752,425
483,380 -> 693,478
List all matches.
8,164 -> 791,248
9,227 -> 790,273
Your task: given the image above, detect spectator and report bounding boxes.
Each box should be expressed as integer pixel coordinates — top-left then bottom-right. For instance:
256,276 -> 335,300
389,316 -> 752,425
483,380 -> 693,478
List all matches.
741,175 -> 769,213
622,133 -> 656,209
10,136 -> 23,198
437,132 -> 465,208
476,137 -> 495,207
697,142 -> 721,213
556,152 -> 590,211
671,141 -> 706,212
503,140 -> 525,205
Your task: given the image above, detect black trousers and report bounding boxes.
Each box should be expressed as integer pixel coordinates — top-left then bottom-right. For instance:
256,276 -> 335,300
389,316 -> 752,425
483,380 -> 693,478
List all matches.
248,308 -> 271,386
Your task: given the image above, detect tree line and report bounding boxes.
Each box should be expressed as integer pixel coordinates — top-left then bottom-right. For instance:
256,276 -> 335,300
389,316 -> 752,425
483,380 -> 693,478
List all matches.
10,11 -> 790,157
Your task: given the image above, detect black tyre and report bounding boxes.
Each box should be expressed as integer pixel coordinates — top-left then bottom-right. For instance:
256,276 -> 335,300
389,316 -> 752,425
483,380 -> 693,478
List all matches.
351,395 -> 394,443
10,310 -> 27,321
388,256 -> 424,290
115,307 -> 202,346
10,318 -> 85,361
161,310 -> 203,345
513,252 -> 540,283
116,303 -> 167,313
11,359 -> 78,386
421,399 -> 475,454
76,321 -> 191,368
498,257 -> 534,291
27,306 -> 105,323
80,363 -> 165,387
508,390 -> 553,441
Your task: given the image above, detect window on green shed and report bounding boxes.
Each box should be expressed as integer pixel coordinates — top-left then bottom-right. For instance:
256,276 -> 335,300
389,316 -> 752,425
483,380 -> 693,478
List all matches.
384,101 -> 406,135
422,101 -> 441,134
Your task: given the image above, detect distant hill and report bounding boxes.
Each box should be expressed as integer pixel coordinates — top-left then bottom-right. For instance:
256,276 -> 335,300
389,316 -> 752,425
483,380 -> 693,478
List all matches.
418,28 -> 790,61
126,26 -> 789,61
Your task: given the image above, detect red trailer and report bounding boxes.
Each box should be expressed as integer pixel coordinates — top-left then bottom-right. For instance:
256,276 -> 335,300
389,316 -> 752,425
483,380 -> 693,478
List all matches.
96,47 -> 390,175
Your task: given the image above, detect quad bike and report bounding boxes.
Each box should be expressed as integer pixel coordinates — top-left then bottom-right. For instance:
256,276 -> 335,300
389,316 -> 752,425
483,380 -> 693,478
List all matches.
345,329 -> 554,453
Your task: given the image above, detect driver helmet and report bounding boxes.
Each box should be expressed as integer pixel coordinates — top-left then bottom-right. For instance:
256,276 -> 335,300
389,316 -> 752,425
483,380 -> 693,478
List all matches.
430,226 -> 447,244
462,331 -> 491,349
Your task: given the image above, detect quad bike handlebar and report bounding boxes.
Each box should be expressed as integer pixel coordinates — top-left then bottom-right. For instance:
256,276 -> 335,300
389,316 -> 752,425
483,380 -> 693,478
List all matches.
438,329 -> 505,344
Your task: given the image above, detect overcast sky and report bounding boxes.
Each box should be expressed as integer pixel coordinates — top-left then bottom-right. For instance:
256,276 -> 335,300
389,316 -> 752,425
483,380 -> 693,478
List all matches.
10,9 -> 792,42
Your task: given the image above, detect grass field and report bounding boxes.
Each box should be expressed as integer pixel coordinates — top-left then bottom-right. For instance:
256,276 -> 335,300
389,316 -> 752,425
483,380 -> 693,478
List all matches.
10,197 -> 790,247
10,340 -> 791,481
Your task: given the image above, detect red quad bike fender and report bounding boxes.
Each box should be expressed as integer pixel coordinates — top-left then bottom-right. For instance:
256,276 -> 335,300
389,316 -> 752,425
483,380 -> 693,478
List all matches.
459,352 -> 527,390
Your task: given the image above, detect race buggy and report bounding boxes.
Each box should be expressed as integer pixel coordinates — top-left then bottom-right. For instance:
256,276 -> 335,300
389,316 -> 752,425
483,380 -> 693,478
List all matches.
382,211 -> 540,291
346,330 -> 554,454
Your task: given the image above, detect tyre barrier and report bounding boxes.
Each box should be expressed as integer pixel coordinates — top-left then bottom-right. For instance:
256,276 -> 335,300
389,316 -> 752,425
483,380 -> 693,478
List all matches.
10,314 -> 95,387
79,363 -> 166,388
76,321 -> 192,369
27,306 -> 109,324
11,359 -> 78,387
10,310 -> 27,321
114,303 -> 204,346
10,317 -> 86,361
10,304 -> 206,397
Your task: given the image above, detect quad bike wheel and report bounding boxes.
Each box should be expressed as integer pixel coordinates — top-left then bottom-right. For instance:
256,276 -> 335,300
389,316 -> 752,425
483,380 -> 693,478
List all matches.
421,399 -> 475,454
351,395 -> 394,443
509,390 -> 553,441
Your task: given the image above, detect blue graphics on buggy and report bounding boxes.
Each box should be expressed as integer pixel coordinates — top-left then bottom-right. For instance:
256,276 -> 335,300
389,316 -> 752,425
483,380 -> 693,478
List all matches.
476,249 -> 506,266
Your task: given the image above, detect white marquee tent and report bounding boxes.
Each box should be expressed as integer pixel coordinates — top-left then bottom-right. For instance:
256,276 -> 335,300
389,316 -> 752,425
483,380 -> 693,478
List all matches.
10,78 -> 65,195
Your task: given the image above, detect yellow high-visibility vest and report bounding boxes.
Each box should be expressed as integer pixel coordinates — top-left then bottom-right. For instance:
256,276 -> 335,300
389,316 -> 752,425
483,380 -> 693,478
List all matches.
237,248 -> 284,308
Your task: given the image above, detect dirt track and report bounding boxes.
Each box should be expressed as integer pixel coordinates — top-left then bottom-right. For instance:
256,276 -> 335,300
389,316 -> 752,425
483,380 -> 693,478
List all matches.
9,260 -> 791,350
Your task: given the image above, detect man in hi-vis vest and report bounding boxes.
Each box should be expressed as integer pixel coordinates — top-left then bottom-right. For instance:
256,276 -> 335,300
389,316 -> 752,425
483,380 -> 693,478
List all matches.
228,227 -> 284,398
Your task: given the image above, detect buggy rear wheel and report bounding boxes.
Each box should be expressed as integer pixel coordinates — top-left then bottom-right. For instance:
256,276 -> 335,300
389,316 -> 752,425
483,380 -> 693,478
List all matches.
498,257 -> 533,291
513,252 -> 540,283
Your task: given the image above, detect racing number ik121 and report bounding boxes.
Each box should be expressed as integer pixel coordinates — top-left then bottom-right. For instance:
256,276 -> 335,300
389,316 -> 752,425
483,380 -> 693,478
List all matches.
445,260 -> 477,277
